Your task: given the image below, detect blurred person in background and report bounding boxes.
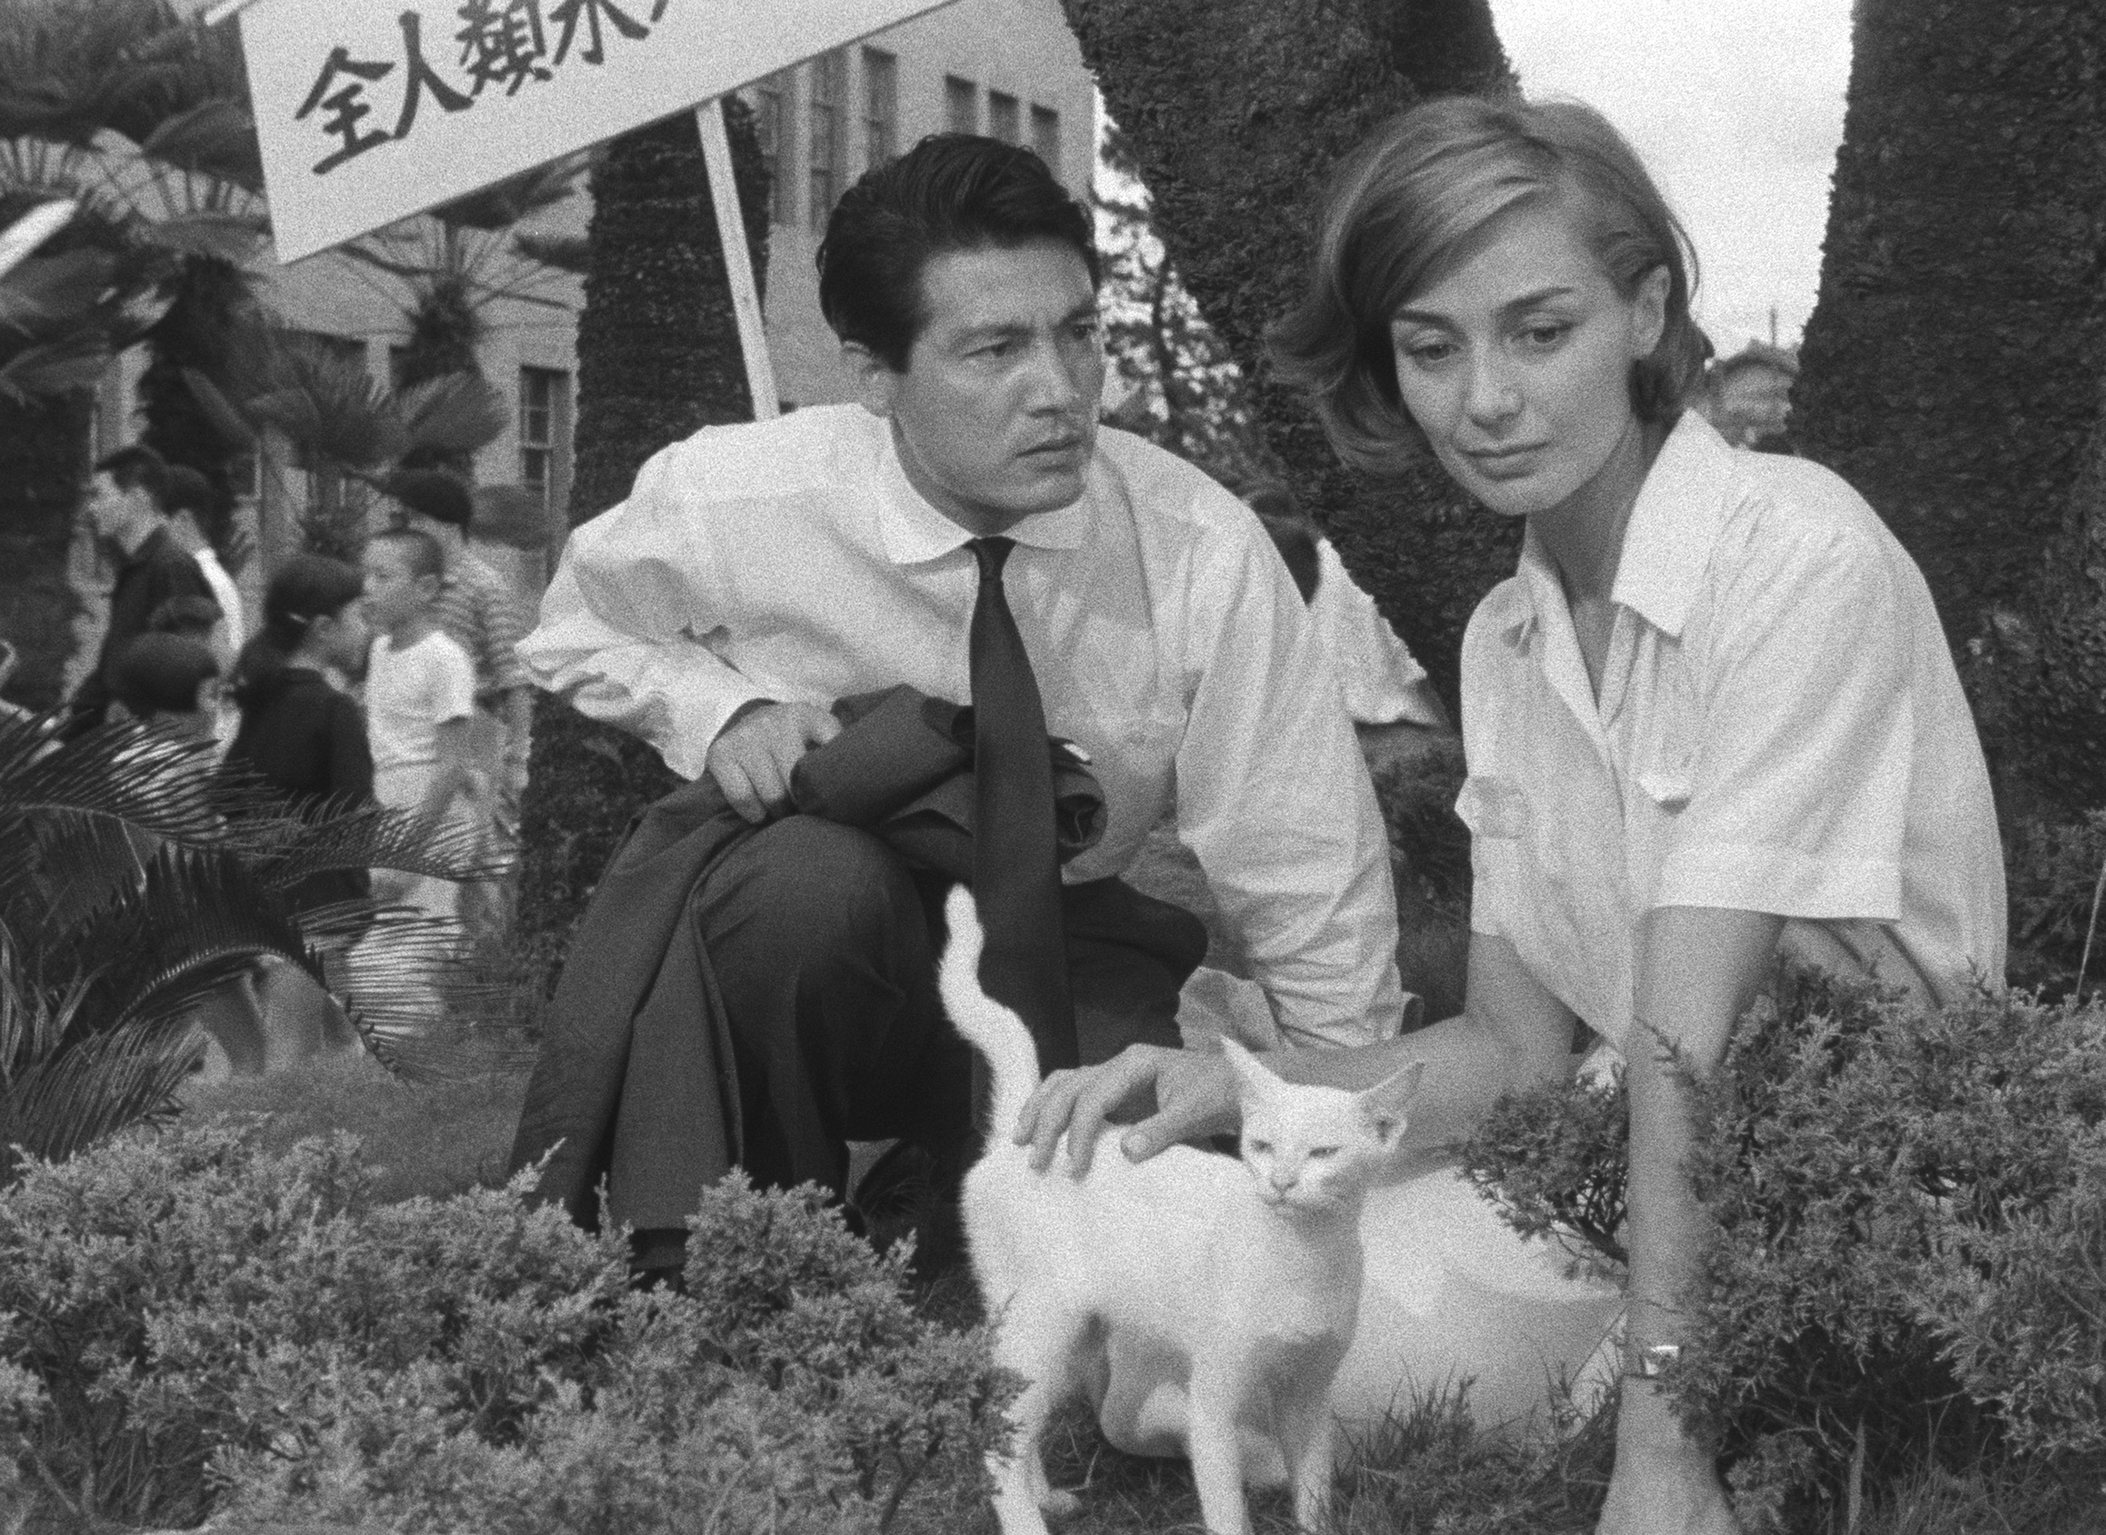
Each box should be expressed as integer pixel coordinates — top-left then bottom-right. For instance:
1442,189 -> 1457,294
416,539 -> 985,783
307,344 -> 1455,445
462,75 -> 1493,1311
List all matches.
383,468 -> 531,945
68,446 -> 216,735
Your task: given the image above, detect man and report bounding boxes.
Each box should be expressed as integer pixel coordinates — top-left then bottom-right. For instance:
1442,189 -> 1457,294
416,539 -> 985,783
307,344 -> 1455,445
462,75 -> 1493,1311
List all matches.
70,446 -> 218,734
385,467 -> 534,940
517,135 -> 1401,1278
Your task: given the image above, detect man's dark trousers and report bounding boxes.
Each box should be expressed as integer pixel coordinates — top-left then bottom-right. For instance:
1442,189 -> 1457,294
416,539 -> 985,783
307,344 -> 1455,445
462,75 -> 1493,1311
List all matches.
615,814 -> 1203,1218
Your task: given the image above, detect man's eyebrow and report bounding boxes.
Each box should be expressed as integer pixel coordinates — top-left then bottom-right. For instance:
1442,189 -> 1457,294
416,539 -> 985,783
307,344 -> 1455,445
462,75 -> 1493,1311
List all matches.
953,301 -> 1101,345
1390,285 -> 1580,326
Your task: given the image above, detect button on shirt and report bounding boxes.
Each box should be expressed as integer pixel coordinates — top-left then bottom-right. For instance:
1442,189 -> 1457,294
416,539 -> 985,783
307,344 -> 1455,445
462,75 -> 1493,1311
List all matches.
522,405 -> 1403,1046
1458,412 -> 2005,1053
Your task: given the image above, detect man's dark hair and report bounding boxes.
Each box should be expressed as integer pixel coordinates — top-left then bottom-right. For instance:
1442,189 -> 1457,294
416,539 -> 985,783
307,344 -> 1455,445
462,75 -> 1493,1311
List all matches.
93,444 -> 170,510
160,464 -> 228,546
817,133 -> 1099,373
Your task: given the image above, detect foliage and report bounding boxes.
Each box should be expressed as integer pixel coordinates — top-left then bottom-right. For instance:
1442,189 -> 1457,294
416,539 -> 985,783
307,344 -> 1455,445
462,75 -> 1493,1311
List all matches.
0,711 -> 496,1179
517,103 -> 769,983
1459,970 -> 2106,1528
0,1123 -> 1005,1533
1369,734 -> 1471,921
1794,2 -> 2106,822
1063,0 -> 1516,718
1094,122 -> 1273,488
2005,808 -> 2106,1002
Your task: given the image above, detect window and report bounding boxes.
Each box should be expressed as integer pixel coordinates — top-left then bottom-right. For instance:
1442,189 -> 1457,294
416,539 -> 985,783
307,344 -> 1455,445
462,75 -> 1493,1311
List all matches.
862,47 -> 897,170
1031,105 -> 1061,174
519,366 -> 569,508
988,91 -> 1020,145
944,75 -> 976,135
753,73 -> 790,225
807,50 -> 844,232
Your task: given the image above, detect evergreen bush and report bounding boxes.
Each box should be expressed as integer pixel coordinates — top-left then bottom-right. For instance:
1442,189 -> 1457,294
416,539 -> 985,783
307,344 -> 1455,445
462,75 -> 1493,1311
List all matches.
1459,973 -> 2106,1529
0,1124 -> 1004,1533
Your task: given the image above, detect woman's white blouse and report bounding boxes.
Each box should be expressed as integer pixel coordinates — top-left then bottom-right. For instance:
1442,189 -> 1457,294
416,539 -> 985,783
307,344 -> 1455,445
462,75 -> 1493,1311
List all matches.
1458,412 -> 2005,1051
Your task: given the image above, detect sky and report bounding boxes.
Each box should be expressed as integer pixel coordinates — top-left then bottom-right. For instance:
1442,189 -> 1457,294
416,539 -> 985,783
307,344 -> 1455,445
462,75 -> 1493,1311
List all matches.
1487,0 -> 1854,354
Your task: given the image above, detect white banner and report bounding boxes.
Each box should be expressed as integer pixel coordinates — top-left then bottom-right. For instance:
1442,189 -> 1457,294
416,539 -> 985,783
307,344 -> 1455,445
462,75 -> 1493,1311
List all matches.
244,0 -> 958,263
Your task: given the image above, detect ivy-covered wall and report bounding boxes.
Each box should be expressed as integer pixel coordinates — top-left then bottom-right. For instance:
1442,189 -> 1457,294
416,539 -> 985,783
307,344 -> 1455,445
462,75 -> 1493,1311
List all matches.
515,103 -> 770,979
1061,0 -> 1516,713
1794,2 -> 2106,822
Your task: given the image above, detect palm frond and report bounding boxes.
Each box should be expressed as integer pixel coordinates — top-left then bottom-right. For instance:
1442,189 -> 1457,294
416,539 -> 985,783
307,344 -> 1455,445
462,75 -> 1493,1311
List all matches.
324,907 -> 511,1080
396,371 -> 508,456
177,362 -> 256,447
0,1017 -> 196,1177
0,245 -> 112,331
245,333 -> 405,469
246,797 -> 501,891
509,229 -> 589,276
430,156 -> 584,231
0,716 -> 288,933
43,842 -> 325,1038
0,330 -> 109,403
133,97 -> 261,192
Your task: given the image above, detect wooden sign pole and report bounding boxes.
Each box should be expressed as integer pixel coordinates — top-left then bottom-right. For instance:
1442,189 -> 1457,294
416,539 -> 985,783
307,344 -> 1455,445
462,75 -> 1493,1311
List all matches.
695,98 -> 780,422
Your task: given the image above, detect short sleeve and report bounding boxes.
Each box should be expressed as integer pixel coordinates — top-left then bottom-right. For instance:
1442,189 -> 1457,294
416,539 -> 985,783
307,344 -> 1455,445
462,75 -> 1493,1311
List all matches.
1656,520 -> 1911,920
428,640 -> 477,725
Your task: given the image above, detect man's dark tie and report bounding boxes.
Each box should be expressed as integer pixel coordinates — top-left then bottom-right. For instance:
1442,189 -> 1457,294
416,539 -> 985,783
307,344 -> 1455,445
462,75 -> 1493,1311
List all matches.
967,536 -> 1078,1072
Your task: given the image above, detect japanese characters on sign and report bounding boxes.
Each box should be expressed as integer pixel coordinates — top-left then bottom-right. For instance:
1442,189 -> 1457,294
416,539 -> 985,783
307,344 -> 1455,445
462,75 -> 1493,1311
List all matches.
243,0 -> 958,262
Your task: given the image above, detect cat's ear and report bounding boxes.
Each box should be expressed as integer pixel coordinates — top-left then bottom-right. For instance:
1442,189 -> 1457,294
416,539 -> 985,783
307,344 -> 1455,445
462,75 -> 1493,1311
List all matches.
1358,1059 -> 1425,1144
1219,1037 -> 1277,1101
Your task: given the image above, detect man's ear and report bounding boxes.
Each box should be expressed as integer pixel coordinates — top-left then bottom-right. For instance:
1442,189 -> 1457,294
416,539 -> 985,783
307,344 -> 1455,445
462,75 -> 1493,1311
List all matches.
843,340 -> 902,420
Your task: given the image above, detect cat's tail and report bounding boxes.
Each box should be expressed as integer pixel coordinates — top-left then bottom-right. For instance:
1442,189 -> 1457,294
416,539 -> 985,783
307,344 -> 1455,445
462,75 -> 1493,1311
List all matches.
938,885 -> 1045,1136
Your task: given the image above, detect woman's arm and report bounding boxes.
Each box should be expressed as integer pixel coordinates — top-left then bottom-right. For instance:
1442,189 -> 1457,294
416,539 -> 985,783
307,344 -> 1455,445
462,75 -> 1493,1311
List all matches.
1602,904 -> 1784,1535
1013,931 -> 1576,1175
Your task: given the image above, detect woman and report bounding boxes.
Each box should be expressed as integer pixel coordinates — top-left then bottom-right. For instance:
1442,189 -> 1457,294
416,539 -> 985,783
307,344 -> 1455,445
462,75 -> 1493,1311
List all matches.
228,552 -> 376,867
1019,95 -> 2004,1533
214,554 -> 375,1076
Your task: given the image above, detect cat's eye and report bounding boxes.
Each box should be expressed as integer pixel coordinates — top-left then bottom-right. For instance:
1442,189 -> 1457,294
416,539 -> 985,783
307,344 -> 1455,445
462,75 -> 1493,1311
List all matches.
1308,1147 -> 1339,1160
1248,1139 -> 1272,1156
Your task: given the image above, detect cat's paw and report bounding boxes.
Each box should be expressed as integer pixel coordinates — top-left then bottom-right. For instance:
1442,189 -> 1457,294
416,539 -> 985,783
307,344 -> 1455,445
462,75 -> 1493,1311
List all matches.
1038,1487 -> 1083,1520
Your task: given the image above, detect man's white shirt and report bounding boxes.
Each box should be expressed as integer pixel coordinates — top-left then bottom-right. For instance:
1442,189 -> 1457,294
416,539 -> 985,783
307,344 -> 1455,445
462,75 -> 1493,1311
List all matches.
524,405 -> 1403,1046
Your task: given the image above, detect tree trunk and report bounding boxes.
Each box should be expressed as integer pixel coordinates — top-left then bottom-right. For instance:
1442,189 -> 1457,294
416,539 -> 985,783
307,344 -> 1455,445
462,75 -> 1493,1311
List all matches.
1794,4 -> 2106,825
0,393 -> 90,714
1062,0 -> 1514,713
515,102 -> 770,981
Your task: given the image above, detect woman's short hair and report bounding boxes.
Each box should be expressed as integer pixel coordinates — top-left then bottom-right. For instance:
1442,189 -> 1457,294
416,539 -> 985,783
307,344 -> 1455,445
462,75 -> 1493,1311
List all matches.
1270,95 -> 1704,481
236,553 -> 364,704
818,133 -> 1099,373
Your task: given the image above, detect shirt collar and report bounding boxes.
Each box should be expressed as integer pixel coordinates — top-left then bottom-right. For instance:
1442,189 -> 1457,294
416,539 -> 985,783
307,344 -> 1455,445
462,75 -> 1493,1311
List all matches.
1498,410 -> 1736,648
1606,410 -> 1736,639
871,416 -> 1093,566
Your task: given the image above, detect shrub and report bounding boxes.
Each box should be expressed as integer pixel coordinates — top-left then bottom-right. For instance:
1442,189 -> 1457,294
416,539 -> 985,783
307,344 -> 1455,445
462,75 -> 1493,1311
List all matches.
1457,972 -> 2106,1529
0,1123 -> 1005,1532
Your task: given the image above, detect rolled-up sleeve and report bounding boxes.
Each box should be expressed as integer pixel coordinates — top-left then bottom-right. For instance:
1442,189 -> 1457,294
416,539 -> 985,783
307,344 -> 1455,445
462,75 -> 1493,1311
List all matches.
521,448 -> 768,780
1657,521 -> 1911,919
1172,509 -> 1403,1047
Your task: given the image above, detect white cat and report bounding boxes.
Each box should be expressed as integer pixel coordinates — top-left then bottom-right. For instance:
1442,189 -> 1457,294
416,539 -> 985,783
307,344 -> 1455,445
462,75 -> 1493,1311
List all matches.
937,887 -> 1422,1535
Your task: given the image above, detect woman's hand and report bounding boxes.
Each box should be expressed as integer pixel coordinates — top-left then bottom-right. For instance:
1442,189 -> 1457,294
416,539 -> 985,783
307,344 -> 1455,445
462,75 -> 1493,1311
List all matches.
1596,1389 -> 1740,1535
1013,1044 -> 1241,1175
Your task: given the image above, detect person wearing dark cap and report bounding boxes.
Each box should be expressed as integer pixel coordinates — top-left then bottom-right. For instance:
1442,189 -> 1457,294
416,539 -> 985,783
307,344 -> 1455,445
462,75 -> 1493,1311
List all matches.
69,446 -> 219,735
383,467 -> 533,941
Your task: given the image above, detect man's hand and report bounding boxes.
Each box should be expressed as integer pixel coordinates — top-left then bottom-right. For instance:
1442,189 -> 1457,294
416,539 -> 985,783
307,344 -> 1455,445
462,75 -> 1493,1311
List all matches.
705,701 -> 841,823
1014,1044 -> 1242,1176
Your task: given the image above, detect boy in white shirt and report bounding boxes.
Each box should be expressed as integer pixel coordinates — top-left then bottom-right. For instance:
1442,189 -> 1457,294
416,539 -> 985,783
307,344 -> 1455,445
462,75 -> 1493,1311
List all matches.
360,528 -> 480,920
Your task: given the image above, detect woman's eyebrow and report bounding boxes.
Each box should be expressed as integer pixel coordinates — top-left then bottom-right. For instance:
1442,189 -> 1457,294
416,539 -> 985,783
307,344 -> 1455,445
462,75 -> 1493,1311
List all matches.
1391,285 -> 1581,327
